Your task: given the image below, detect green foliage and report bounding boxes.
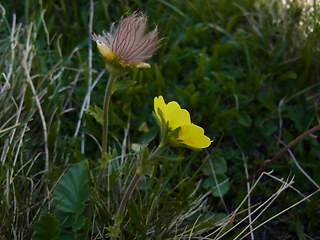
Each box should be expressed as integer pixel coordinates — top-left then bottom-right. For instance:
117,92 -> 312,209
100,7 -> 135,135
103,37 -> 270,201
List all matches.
203,173 -> 230,197
45,161 -> 91,239
112,78 -> 137,92
85,105 -> 103,125
53,161 -> 90,215
33,214 -> 60,240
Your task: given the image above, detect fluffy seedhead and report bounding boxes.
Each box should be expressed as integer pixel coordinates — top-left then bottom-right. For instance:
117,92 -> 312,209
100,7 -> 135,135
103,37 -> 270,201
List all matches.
93,12 -> 159,67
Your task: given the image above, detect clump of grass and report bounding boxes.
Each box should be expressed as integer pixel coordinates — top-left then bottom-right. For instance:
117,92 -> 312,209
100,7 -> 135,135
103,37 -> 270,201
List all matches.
0,4 -> 85,239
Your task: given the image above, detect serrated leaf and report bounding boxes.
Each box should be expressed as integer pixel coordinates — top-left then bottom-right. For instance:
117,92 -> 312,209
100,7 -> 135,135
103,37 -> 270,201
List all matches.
112,78 -> 136,92
53,161 -> 90,215
33,214 -> 60,240
84,105 -> 103,125
104,226 -> 119,238
104,214 -> 123,238
72,215 -> 86,232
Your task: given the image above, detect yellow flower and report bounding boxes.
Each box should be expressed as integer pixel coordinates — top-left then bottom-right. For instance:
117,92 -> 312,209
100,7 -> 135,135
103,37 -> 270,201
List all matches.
154,96 -> 212,150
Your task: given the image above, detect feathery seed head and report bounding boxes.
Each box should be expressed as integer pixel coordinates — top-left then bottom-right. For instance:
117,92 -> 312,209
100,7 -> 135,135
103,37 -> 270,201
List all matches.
93,12 -> 159,69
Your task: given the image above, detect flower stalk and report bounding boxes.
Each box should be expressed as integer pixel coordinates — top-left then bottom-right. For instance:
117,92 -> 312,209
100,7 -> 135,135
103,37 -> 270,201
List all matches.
120,144 -> 167,213
116,173 -> 141,218
93,12 -> 160,184
111,143 -> 167,239
93,11 -> 161,238
102,72 -> 118,153
96,72 -> 118,185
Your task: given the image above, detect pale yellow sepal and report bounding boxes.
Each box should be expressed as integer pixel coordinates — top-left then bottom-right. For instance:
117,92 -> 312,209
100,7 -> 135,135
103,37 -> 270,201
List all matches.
136,62 -> 151,68
96,40 -> 115,62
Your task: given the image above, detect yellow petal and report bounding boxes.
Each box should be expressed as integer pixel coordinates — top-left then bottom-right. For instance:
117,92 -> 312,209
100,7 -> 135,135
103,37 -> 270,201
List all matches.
177,124 -> 212,149
165,101 -> 191,129
154,96 -> 167,123
136,62 -> 151,68
96,40 -> 115,61
154,96 -> 191,129
154,96 -> 212,150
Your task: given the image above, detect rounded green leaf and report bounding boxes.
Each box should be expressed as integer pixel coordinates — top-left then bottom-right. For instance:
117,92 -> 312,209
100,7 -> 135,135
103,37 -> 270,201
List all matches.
53,161 -> 90,215
202,173 -> 230,197
33,214 -> 60,240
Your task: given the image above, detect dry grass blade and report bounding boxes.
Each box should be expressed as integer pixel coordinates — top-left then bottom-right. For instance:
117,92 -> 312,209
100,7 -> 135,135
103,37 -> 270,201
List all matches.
21,31 -> 50,172
208,172 -> 295,240
239,188 -> 320,240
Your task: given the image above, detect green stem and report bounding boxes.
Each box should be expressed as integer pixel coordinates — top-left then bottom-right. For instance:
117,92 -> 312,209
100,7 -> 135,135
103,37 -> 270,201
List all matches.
111,144 -> 167,239
97,72 -> 118,184
102,72 -> 118,154
121,144 -> 171,221
117,142 -> 166,212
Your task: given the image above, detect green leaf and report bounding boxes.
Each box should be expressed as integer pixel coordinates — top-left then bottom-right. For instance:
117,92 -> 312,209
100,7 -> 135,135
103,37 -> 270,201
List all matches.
100,151 -> 112,168
286,104 -> 311,132
33,214 -> 60,240
137,145 -> 152,175
190,91 -> 200,107
72,215 -> 86,232
154,64 -> 167,92
58,234 -> 74,240
113,78 -> 136,92
296,220 -> 306,240
202,173 -> 230,197
53,161 -> 90,215
203,157 -> 227,176
278,71 -> 297,81
237,111 -> 252,127
84,105 -> 103,125
48,120 -> 60,151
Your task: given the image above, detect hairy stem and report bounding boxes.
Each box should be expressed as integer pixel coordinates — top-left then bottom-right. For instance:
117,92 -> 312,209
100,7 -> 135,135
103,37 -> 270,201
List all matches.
111,144 -> 167,239
102,72 -> 118,153
117,173 -> 141,217
96,72 -> 118,185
